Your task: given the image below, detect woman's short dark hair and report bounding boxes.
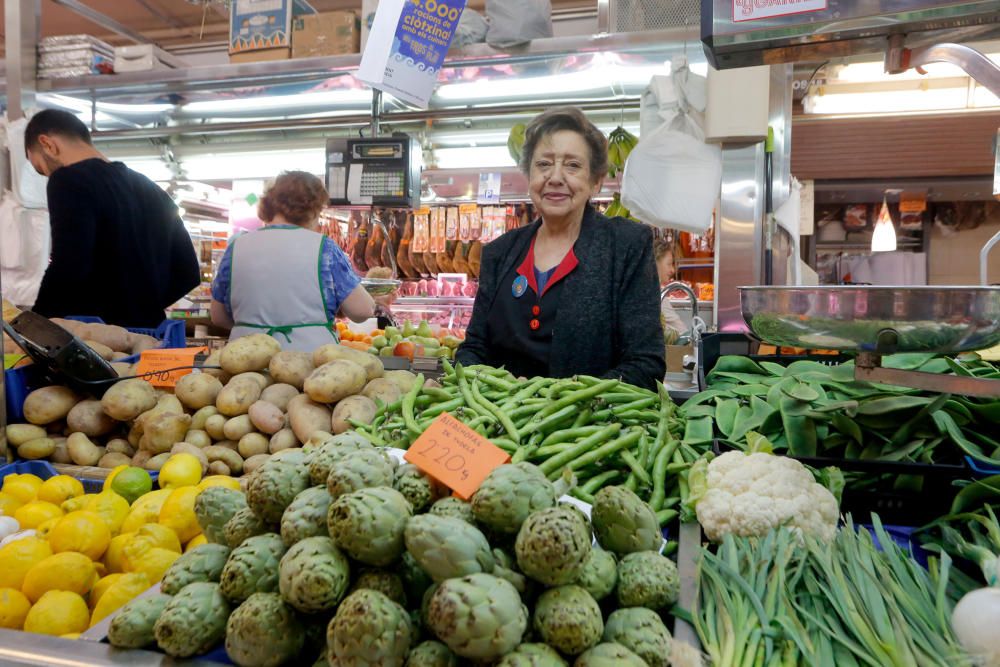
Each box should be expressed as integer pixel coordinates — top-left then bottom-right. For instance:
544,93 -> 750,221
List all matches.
25,109 -> 92,150
519,107 -> 608,184
258,171 -> 328,226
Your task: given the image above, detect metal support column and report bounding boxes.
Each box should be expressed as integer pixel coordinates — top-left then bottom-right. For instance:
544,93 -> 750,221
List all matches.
5,0 -> 41,121
371,89 -> 383,138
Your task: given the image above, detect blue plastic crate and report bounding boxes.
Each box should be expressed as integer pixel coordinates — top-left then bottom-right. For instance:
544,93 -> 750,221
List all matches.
965,456 -> 1000,478
4,317 -> 186,422
858,523 -> 928,567
0,460 -> 157,495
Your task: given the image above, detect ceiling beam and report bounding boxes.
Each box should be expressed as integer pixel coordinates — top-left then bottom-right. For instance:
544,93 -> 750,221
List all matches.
48,0 -> 150,44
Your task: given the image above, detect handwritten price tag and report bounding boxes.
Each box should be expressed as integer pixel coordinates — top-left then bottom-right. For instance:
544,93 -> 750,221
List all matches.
135,347 -> 208,388
404,412 -> 510,500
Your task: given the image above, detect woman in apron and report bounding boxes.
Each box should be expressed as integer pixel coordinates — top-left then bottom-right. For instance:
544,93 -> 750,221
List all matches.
210,171 -> 375,351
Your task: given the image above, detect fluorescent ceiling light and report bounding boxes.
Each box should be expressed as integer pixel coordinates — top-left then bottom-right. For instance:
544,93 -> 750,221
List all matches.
433,146 -> 516,170
833,61 -> 967,83
182,89 -> 372,114
804,87 -> 968,114
972,84 -> 1000,108
122,158 -> 174,182
181,149 -> 325,180
871,200 -> 896,253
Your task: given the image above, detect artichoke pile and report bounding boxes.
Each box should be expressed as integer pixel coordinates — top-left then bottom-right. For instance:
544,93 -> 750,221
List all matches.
105,433 -> 691,667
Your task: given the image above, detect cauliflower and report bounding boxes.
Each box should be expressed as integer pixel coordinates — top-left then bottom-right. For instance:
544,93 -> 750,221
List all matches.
693,449 -> 839,543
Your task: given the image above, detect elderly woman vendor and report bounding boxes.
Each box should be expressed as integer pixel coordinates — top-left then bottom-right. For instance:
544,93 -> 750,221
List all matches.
456,107 -> 664,389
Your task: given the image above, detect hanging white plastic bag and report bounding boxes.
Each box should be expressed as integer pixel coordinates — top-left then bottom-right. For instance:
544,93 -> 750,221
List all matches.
622,55 -> 720,233
485,0 -> 552,48
5,116 -> 48,210
620,123 -> 721,233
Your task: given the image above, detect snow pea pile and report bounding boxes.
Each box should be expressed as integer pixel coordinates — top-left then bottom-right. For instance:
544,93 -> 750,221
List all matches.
354,362 -> 701,518
690,354 -> 1000,467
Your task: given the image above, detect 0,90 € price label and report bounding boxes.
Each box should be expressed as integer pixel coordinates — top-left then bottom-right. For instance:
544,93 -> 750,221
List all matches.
404,412 -> 510,499
135,347 -> 208,388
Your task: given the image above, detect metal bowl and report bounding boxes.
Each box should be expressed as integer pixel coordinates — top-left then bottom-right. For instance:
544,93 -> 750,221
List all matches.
739,286 -> 1000,353
361,278 -> 402,297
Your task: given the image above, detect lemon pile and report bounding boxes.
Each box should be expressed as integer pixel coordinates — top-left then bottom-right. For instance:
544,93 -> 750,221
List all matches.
0,454 -> 239,637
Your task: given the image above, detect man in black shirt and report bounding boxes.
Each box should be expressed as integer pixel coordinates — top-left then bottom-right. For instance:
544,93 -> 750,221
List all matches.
25,109 -> 200,328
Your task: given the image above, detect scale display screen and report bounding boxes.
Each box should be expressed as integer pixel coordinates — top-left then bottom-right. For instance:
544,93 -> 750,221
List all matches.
353,142 -> 404,160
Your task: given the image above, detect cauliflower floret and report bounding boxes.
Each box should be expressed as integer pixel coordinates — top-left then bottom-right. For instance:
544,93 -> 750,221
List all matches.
695,450 -> 839,542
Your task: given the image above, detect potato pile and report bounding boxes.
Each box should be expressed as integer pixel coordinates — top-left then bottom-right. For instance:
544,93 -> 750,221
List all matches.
7,334 -> 415,478
50,319 -> 161,377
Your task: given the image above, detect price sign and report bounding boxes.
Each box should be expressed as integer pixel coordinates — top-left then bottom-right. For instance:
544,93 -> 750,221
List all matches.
899,190 -> 927,214
477,172 -> 501,205
135,347 -> 208,388
404,412 -> 510,499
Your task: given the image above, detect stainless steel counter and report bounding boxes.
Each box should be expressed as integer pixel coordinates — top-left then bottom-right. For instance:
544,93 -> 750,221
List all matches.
0,629 -> 227,667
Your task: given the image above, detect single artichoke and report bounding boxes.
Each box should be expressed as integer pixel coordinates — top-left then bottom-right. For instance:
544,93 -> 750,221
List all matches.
107,593 -> 171,649
327,448 -> 395,499
279,535 -> 350,614
153,582 -> 230,658
574,643 -> 647,667
515,506 -> 591,586
616,551 -> 680,610
280,486 -> 333,546
401,552 -> 434,608
328,589 -> 413,667
220,533 -> 288,603
394,464 -> 444,513
428,497 -> 474,523
404,514 -> 495,583
195,487 -> 248,545
496,643 -> 569,666
591,486 -> 660,555
161,543 -> 231,595
309,433 -> 374,485
533,585 -> 603,656
246,451 -> 311,524
405,640 -> 457,667
327,486 -> 412,566
602,608 -> 673,667
225,592 -> 304,667
575,547 -> 617,601
426,573 -> 527,660
472,462 -> 556,535
349,568 -> 407,606
224,506 -> 272,550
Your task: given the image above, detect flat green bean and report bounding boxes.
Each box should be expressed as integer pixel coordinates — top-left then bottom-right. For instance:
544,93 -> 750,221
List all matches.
538,423 -> 623,476
556,429 -> 644,480
621,450 -> 651,487
401,373 -> 426,436
580,470 -> 621,494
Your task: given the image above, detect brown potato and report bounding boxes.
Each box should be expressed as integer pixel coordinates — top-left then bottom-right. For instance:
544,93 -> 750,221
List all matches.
204,445 -> 244,475
67,432 -> 102,466
191,406 -> 220,431
242,454 -> 270,476
144,452 -> 171,471
49,438 -> 72,464
204,414 -> 228,441
269,429 -> 298,454
248,401 -> 285,435
259,384 -> 299,412
6,424 -> 47,446
238,432 -> 269,459
106,438 -> 136,457
202,349 -> 232,383
384,370 -> 419,393
287,395 -> 333,443
101,379 -> 156,422
208,461 -> 232,477
174,373 -> 224,410
130,334 -> 159,355
219,334 -> 281,374
268,351 -> 314,390
361,378 -> 403,407
313,343 -> 384,382
223,415 -> 255,441
216,376 -> 264,417
131,450 -> 152,468
331,395 -> 378,435
23,386 -> 81,425
98,452 -> 133,469
84,340 -> 115,361
67,399 -> 117,437
183,430 -> 212,449
18,437 -> 56,460
303,360 -> 367,404
141,412 -> 192,454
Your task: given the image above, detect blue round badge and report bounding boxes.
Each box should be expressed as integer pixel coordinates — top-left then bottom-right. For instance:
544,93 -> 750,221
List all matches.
512,275 -> 528,298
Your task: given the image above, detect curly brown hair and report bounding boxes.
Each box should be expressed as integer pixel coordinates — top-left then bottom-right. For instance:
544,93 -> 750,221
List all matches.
519,106 -> 608,185
257,171 -> 328,226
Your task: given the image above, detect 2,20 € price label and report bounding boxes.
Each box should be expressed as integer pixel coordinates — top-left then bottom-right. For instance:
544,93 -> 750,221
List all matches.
404,412 -> 510,500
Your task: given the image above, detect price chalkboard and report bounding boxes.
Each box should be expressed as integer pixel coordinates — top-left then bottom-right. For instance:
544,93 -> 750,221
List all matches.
404,412 -> 510,499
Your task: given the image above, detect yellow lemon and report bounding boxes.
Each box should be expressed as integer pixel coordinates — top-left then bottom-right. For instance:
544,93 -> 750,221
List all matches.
185,534 -> 208,552
122,537 -> 180,583
158,486 -> 201,544
103,465 -> 130,490
2,474 -> 43,504
21,552 -> 98,602
120,489 -> 172,534
36,476 -> 84,506
0,588 -> 31,630
60,495 -> 88,514
197,475 -> 240,492
23,591 -> 89,636
84,491 -> 130,535
60,633 -> 81,639
35,516 -> 61,540
135,523 -> 181,554
159,454 -> 203,490
0,537 -> 52,589
88,574 -> 124,611
109,467 -> 152,505
48,511 -> 112,561
103,533 -> 134,574
14,500 -> 63,530
89,572 -> 150,627
0,492 -> 24,517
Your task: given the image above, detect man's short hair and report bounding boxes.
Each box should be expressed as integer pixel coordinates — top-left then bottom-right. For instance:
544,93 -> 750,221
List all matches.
24,109 -> 93,150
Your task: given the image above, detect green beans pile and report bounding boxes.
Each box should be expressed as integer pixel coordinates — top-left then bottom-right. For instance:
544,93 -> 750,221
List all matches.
353,362 -> 706,518
691,354 -> 1000,467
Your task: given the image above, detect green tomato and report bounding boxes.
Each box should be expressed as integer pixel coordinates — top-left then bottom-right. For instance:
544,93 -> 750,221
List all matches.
372,334 -> 388,349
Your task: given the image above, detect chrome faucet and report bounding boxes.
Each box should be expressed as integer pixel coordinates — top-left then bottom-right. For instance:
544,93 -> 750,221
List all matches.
661,281 -> 700,339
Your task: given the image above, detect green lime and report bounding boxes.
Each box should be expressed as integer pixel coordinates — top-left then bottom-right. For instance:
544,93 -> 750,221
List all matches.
110,467 -> 153,505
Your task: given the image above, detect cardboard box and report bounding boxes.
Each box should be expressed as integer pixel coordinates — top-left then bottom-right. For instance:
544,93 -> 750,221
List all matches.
229,0 -> 315,55
292,11 -> 360,58
666,344 -> 694,374
229,48 -> 291,64
361,0 -> 379,50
